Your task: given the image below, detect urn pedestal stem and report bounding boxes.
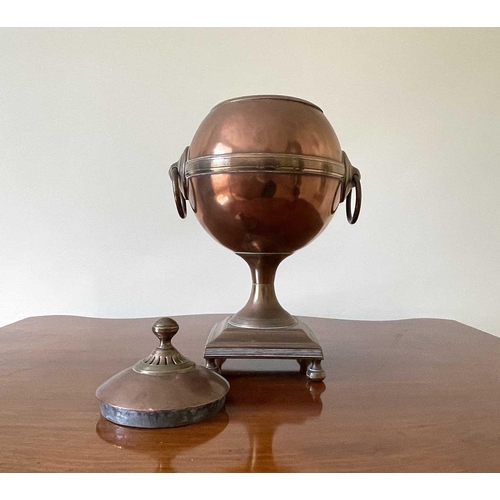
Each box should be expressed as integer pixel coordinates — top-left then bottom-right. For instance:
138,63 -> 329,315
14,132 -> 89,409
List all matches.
229,253 -> 297,330
204,252 -> 326,382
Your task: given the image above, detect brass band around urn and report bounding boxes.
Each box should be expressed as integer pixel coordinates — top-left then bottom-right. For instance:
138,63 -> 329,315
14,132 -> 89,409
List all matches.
169,95 -> 362,381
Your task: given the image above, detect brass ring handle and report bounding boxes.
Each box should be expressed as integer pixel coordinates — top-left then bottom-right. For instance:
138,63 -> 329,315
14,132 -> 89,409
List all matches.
169,164 -> 187,219
169,146 -> 190,219
346,173 -> 361,224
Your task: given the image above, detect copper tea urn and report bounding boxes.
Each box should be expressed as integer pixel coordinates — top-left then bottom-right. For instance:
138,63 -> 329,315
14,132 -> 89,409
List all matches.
169,95 -> 362,381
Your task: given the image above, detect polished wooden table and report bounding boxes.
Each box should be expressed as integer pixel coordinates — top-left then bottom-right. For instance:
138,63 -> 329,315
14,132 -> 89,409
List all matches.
1,314 -> 499,472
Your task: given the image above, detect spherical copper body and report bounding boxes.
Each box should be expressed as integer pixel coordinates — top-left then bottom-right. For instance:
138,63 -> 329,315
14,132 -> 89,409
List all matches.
182,95 -> 348,254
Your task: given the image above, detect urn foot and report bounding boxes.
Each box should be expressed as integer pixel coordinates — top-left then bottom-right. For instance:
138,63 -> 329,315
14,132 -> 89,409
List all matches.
204,316 -> 325,382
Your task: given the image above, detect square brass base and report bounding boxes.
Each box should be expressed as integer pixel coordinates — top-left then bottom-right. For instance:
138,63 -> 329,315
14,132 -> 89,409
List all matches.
203,316 -> 326,381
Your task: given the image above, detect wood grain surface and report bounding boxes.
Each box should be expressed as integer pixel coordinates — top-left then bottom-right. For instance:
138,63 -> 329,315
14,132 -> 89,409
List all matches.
0,314 -> 499,472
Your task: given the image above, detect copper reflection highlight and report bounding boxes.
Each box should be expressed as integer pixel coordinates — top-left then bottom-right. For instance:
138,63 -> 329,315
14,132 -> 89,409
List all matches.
96,412 -> 229,473
189,95 -> 342,161
190,173 -> 341,254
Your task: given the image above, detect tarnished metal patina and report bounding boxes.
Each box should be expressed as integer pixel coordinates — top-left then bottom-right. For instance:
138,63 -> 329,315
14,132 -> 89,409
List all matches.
169,95 -> 363,381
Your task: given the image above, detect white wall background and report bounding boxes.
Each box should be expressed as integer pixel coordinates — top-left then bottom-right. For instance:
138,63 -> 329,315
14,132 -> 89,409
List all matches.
1,28 -> 499,335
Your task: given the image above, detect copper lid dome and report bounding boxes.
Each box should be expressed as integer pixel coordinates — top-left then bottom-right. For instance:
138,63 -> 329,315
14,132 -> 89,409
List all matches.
96,317 -> 229,428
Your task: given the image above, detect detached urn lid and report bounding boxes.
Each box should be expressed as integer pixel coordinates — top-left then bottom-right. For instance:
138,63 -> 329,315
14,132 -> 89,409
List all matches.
96,317 -> 230,428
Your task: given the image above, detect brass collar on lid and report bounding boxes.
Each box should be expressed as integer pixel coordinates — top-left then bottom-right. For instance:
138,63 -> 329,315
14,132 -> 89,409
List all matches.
133,317 -> 195,375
